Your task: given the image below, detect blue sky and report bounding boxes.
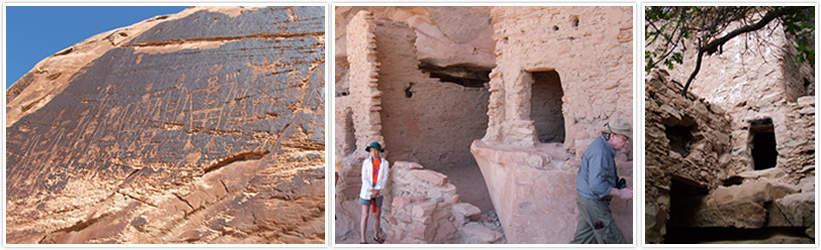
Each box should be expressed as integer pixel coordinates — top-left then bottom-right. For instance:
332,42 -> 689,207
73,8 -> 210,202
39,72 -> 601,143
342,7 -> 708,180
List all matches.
5,6 -> 189,89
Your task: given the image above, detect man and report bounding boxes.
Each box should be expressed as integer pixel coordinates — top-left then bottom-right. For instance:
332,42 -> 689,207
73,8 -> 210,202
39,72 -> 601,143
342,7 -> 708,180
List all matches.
570,117 -> 633,244
359,142 -> 389,244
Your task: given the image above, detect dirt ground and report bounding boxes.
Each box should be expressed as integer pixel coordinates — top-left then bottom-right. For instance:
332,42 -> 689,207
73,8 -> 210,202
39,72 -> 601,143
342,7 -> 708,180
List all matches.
437,163 -> 494,213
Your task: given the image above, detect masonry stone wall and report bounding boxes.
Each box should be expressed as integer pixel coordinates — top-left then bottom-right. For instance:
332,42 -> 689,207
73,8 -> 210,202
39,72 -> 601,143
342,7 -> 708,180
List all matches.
334,9 -> 497,243
471,6 -> 634,243
660,19 -> 815,179
383,162 -> 503,244
644,70 -> 733,243
644,68 -> 815,244
484,6 -> 633,152
372,18 -> 490,172
345,11 -> 384,156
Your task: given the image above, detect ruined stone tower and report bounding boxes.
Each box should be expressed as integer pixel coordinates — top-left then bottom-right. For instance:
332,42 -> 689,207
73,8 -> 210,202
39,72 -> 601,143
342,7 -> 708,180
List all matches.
645,12 -> 815,244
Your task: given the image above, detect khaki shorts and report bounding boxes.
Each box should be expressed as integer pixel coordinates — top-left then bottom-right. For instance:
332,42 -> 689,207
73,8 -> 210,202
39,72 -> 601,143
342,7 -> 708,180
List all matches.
358,196 -> 383,207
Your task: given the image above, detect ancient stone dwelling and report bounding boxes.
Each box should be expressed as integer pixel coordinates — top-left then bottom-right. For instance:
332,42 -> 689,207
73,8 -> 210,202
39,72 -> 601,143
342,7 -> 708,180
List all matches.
335,6 -> 633,244
6,6 -> 325,244
645,17 -> 815,243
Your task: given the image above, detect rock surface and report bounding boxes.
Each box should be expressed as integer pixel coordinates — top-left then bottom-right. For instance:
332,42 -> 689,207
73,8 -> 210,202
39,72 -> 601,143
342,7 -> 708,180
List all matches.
335,6 -> 633,244
644,69 -> 814,244
335,7 -> 494,219
652,11 -> 815,181
334,160 -> 502,244
334,6 -> 495,93
6,6 -> 325,244
471,6 -> 634,243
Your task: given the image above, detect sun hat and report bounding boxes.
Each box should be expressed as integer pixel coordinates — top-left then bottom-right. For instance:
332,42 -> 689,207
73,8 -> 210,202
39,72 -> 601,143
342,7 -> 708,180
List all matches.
365,142 -> 384,153
602,116 -> 632,139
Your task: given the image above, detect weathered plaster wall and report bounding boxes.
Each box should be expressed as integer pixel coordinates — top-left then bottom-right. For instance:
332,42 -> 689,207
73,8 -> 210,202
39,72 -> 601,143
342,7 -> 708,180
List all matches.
484,6 -> 633,152
472,6 -> 633,243
335,10 -> 498,243
373,18 -> 490,172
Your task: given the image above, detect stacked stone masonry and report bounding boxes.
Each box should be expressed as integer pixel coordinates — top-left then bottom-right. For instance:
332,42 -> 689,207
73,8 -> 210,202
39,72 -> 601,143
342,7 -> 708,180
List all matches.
658,18 -> 815,180
336,6 -> 634,244
346,11 -> 384,156
644,70 -> 815,244
334,8 -> 500,244
473,6 -> 634,243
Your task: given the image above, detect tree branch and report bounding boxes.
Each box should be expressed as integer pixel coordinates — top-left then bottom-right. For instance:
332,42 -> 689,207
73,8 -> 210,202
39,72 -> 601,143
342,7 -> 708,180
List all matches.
681,7 -> 797,97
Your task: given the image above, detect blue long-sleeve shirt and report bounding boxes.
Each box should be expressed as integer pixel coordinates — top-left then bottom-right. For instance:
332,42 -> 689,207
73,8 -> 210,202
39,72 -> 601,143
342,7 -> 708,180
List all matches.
577,135 -> 618,199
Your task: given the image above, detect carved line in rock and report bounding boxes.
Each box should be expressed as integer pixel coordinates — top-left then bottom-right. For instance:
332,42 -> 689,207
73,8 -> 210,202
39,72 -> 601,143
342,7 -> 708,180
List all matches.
32,140 -> 322,243
203,151 -> 269,174
122,32 -> 324,48
37,201 -> 141,244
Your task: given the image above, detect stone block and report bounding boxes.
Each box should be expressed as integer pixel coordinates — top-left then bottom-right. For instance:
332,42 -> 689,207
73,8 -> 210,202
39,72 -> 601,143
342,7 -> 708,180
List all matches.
411,169 -> 448,186
411,201 -> 437,218
463,222 -> 503,243
453,203 -> 482,221
797,96 -> 815,107
411,225 -> 427,240
798,176 -> 815,193
775,192 -> 815,227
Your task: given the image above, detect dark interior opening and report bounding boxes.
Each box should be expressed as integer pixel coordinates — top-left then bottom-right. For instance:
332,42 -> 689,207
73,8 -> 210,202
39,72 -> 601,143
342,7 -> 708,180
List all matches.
665,176 -> 812,243
804,78 -> 814,96
530,70 -> 565,143
664,177 -> 708,243
722,175 -> 744,187
749,118 -> 777,170
664,227 -> 811,244
665,125 -> 694,157
343,110 -> 356,155
666,176 -> 708,226
418,61 -> 491,88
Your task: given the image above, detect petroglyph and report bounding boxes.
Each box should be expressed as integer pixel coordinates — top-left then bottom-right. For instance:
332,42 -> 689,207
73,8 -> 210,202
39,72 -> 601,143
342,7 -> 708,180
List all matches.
6,6 -> 325,244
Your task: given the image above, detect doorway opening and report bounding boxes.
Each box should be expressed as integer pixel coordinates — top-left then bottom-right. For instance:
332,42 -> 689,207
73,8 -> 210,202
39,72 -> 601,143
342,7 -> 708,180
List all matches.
664,176 -> 708,243
749,118 -> 777,170
530,70 -> 565,143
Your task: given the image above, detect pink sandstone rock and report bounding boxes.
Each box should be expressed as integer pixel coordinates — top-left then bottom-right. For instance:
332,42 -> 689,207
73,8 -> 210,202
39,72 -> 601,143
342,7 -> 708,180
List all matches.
411,169 -> 449,186
463,222 -> 503,243
452,202 -> 482,221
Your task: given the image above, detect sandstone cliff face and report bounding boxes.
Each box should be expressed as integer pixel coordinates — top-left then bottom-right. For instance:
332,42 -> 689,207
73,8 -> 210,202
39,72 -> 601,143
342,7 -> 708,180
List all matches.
6,6 -> 325,244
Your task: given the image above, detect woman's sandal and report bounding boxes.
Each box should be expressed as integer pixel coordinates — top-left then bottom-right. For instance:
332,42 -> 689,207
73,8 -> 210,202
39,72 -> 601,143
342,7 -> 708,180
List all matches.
360,241 -> 367,244
373,237 -> 385,244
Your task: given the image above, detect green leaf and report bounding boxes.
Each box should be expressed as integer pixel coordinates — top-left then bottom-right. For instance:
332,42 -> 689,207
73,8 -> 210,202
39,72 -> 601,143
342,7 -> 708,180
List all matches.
672,52 -> 683,64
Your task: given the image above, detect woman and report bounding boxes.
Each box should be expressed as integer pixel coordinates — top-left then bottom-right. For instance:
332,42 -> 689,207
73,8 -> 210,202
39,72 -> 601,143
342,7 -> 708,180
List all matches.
359,142 -> 389,244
